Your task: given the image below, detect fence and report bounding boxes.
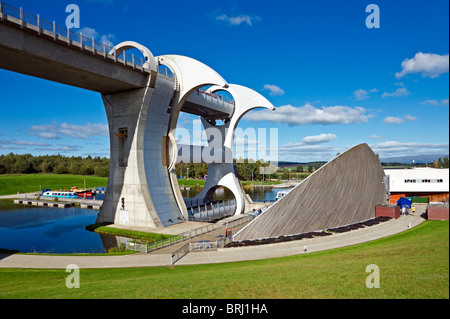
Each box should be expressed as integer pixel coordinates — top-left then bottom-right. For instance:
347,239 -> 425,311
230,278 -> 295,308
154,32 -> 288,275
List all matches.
170,235 -> 234,265
125,212 -> 258,261
125,241 -> 148,253
187,199 -> 237,222
0,1 -> 165,74
170,243 -> 190,265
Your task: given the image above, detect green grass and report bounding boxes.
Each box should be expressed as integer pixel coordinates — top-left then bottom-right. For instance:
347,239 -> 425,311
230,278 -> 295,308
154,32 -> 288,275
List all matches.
0,174 -> 108,196
86,223 -> 176,244
241,180 -> 283,186
177,178 -> 285,187
0,220 -> 448,299
176,178 -> 206,187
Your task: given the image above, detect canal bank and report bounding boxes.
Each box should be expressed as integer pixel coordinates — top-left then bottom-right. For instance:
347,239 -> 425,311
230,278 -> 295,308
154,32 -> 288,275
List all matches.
0,186 -> 288,254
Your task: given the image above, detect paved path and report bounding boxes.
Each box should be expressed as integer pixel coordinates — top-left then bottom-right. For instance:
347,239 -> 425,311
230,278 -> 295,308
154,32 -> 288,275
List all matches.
0,207 -> 427,269
0,193 -> 38,199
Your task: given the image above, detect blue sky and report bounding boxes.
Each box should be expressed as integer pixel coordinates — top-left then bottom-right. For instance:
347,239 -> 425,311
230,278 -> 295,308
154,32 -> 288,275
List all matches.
0,0 -> 448,162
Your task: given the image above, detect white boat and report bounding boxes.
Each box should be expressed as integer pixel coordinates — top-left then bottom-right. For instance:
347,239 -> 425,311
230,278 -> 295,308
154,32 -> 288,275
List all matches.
42,191 -> 78,199
275,190 -> 290,201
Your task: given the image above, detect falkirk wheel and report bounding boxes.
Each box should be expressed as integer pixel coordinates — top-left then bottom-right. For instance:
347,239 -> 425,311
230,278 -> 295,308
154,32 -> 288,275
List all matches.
96,41 -> 276,229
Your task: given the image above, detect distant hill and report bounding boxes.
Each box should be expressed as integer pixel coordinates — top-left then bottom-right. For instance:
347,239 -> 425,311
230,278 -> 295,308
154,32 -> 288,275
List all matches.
380,154 -> 448,164
277,161 -> 327,168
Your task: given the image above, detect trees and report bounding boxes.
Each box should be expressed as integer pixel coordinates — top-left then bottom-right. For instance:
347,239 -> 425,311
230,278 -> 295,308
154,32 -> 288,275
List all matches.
433,157 -> 449,168
0,153 -> 110,177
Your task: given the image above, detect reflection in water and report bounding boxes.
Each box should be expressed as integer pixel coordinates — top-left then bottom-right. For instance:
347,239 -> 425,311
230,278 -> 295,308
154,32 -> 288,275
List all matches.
0,186 -> 293,253
0,206 -> 108,253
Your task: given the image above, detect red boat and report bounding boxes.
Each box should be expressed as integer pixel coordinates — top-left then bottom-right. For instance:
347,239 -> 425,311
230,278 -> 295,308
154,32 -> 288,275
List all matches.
76,191 -> 93,198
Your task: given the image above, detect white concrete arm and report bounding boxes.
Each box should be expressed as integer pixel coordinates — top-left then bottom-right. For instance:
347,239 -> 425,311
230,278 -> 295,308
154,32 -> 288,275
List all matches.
110,41 -> 158,73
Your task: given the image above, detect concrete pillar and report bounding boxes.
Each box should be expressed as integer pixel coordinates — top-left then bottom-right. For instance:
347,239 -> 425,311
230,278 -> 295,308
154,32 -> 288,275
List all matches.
96,42 -> 184,229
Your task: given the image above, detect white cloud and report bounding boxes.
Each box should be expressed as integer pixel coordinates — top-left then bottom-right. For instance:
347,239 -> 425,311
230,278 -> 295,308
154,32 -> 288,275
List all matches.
383,116 -> 404,124
370,141 -> 449,158
383,115 -> 416,124
35,145 -> 81,152
353,88 -> 378,101
353,89 -> 369,101
244,103 -> 373,126
369,135 -> 385,139
420,99 -> 440,106
263,84 -> 285,96
395,52 -> 449,79
382,87 -> 411,98
79,27 -> 116,47
216,14 -> 261,26
278,143 -> 339,162
0,145 -> 25,150
0,139 -> 50,147
302,133 -> 337,144
422,99 -> 450,106
29,122 -> 108,139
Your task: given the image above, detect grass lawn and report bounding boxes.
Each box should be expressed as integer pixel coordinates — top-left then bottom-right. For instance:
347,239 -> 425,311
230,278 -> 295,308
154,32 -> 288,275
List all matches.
86,223 -> 177,244
0,174 -> 108,196
0,220 -> 448,299
176,178 -> 206,187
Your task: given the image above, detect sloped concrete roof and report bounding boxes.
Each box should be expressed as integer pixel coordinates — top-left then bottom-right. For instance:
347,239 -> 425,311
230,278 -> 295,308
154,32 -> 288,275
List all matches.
235,143 -> 387,240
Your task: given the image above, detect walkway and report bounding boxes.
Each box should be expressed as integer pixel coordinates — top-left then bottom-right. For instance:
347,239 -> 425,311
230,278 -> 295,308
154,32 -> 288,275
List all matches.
0,206 -> 427,269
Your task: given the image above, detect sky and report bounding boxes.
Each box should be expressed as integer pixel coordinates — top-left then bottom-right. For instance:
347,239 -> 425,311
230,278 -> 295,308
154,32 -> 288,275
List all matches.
0,0 -> 448,162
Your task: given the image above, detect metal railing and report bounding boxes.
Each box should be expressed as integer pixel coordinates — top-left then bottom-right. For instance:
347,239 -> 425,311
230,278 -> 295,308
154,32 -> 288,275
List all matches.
125,212 -> 257,257
126,241 -> 148,253
185,199 -> 237,222
170,242 -> 190,265
167,214 -> 256,264
196,89 -> 235,105
0,1 -> 172,75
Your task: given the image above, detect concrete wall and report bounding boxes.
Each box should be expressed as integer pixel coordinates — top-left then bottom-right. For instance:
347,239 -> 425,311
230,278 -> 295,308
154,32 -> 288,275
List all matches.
97,73 -> 184,228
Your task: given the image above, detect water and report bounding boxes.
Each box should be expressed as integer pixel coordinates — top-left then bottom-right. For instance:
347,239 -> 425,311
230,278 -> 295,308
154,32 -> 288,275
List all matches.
0,206 -> 108,253
0,186 -> 293,254
180,186 -> 293,203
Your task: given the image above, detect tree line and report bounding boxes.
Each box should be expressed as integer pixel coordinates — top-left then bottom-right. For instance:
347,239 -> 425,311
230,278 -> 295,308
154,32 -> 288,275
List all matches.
175,160 -> 324,181
0,153 -> 326,181
0,153 -> 110,177
3,152 -> 446,180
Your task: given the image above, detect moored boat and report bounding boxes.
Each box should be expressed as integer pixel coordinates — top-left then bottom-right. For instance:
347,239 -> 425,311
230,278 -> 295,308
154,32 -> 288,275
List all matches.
275,190 -> 290,201
42,191 -> 78,199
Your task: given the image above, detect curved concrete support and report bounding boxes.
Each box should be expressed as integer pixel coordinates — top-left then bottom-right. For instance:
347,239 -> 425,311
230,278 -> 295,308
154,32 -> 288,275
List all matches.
193,118 -> 245,216
192,84 -> 276,216
157,55 -> 229,218
97,44 -> 185,228
111,41 -> 158,73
